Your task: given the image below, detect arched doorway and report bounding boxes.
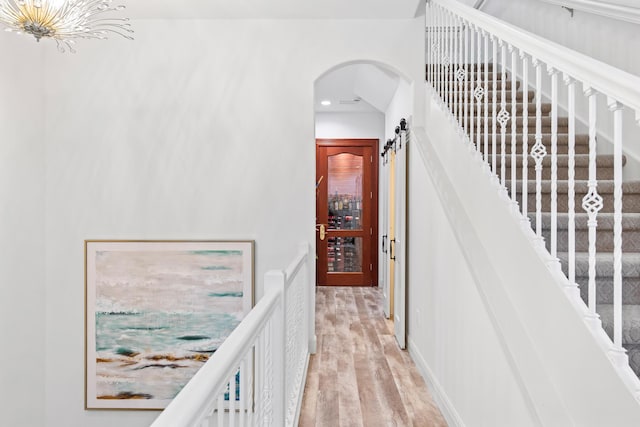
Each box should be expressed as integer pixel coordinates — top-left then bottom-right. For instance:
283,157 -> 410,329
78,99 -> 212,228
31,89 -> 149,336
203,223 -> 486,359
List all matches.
313,61 -> 412,348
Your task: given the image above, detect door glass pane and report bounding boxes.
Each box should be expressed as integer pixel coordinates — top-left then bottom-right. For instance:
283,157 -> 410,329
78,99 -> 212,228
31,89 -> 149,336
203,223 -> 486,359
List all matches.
327,153 -> 363,230
327,237 -> 362,273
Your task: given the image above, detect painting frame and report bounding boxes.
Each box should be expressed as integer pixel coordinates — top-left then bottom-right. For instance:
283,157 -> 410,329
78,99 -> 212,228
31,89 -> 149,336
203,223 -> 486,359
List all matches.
84,240 -> 255,410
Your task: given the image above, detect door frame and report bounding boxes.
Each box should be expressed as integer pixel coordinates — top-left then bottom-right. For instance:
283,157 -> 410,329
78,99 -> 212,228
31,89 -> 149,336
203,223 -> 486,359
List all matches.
316,138 -> 379,287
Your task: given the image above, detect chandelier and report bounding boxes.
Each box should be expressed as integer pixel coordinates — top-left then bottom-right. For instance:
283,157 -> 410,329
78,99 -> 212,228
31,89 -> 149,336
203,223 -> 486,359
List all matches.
0,0 -> 133,53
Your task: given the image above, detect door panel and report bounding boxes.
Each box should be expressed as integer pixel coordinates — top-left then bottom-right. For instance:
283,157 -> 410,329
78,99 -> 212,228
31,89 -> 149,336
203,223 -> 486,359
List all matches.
317,140 -> 378,286
388,150 -> 396,317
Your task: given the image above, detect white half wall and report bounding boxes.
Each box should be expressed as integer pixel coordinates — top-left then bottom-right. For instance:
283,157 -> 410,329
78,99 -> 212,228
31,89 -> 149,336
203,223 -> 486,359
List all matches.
408,89 -> 640,426
41,18 -> 425,427
0,39 -> 45,427
406,110 -> 539,426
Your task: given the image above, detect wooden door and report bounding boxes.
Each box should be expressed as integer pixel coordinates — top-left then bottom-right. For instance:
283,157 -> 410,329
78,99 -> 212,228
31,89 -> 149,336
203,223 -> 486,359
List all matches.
316,139 -> 378,286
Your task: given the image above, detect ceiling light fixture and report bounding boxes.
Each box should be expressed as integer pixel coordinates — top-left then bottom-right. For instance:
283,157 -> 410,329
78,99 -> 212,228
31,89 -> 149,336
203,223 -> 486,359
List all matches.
0,0 -> 133,53
320,100 -> 331,106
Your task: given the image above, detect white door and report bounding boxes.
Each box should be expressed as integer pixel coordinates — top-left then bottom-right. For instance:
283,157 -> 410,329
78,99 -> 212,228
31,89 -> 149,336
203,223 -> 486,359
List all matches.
393,126 -> 407,349
381,147 -> 391,318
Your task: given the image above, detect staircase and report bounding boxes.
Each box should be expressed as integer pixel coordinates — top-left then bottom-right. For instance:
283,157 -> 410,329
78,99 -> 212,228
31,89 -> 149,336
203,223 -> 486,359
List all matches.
446,65 -> 640,376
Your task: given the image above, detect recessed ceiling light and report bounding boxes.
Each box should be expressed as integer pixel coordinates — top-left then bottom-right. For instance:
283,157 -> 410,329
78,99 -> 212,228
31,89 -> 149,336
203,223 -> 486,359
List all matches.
320,100 -> 332,106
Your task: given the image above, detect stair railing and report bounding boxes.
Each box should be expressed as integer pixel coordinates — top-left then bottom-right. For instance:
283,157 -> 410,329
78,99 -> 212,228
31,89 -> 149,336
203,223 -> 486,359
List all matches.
427,0 -> 640,395
150,243 -> 312,427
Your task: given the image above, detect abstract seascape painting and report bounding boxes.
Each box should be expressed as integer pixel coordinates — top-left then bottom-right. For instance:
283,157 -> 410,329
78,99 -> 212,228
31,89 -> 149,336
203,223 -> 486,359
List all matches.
85,240 -> 254,410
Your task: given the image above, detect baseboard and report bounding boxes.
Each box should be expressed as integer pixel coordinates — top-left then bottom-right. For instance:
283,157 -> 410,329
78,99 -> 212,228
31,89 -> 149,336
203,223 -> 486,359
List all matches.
407,337 -> 466,427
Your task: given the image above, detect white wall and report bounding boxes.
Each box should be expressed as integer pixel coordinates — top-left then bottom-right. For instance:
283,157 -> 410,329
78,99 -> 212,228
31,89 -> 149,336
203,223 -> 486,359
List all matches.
0,39 -> 46,427
40,18 -> 425,427
315,112 -> 384,139
483,0 -> 640,77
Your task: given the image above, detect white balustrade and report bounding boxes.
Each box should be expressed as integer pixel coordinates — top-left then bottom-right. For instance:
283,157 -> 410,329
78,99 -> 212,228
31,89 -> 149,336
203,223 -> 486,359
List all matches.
151,243 -> 312,427
426,0 -> 640,398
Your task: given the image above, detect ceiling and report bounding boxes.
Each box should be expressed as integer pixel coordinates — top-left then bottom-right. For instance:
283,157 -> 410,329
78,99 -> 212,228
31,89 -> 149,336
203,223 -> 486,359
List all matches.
123,0 -> 424,19
314,64 -> 401,113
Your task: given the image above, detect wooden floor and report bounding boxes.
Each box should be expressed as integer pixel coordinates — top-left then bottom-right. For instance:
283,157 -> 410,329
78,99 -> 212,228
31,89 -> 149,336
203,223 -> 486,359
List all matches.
299,287 -> 448,427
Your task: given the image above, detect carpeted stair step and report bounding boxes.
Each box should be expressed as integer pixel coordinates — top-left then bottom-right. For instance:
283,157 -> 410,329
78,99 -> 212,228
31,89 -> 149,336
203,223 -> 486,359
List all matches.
453,89 -> 536,102
440,71 -> 508,81
515,180 -> 640,213
478,133 -> 591,155
430,63 -> 494,72
536,213 -> 640,253
557,252 -> 640,305
596,304 -> 640,375
441,80 -> 521,91
497,154 -> 616,180
463,102 -> 551,115
478,116 -> 569,131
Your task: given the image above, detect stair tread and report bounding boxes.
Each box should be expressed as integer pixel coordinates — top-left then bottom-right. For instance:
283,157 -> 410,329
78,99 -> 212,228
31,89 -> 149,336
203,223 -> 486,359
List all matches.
596,304 -> 640,345
514,180 -> 640,192
558,252 -> 640,278
497,154 -> 618,167
535,212 -> 640,230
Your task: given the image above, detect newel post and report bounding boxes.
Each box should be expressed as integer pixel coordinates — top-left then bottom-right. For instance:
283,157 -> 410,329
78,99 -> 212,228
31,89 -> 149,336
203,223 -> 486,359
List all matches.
264,270 -> 286,426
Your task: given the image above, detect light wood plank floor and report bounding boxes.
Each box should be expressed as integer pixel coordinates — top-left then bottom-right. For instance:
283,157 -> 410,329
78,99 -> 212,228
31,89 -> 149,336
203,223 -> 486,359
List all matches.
299,286 -> 448,427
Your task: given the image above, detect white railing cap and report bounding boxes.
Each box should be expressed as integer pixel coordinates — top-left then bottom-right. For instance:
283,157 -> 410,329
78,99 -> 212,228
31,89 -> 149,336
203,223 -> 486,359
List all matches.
432,0 -> 640,121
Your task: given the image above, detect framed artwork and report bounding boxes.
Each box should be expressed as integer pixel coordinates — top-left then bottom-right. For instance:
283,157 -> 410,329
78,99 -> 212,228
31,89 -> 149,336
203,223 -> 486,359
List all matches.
85,240 -> 254,410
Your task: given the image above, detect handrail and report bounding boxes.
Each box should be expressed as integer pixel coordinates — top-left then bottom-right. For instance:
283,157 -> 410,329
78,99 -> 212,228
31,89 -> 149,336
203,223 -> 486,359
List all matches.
151,289 -> 280,427
436,0 -> 640,121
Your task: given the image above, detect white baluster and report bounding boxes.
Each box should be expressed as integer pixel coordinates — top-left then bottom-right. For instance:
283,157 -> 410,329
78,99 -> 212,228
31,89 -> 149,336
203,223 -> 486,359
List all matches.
448,10 -> 453,115
457,17 -> 464,125
565,75 -> 577,289
456,16 -> 462,126
464,21 -> 470,139
608,98 -> 624,350
531,58 -> 547,240
427,2 -> 432,88
484,32 -> 489,164
549,67 -> 559,259
582,88 -> 602,314
498,41 -> 509,187
231,369 -> 238,427
435,5 -> 440,98
452,14 -> 457,120
239,358 -> 247,427
510,45 -> 517,202
438,7 -> 443,102
492,36 -> 498,176
469,24 -> 475,149
520,52 -> 529,222
475,29 -> 483,157
217,395 -> 224,426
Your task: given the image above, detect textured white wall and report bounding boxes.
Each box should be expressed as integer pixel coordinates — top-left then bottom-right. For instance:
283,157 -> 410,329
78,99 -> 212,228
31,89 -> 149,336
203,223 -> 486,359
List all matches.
483,0 -> 640,77
315,112 -> 385,139
0,38 -> 45,427
41,18 -> 424,427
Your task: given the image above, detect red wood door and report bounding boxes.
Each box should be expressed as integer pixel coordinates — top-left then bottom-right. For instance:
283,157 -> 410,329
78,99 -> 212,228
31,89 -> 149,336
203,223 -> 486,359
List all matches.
316,139 -> 378,286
